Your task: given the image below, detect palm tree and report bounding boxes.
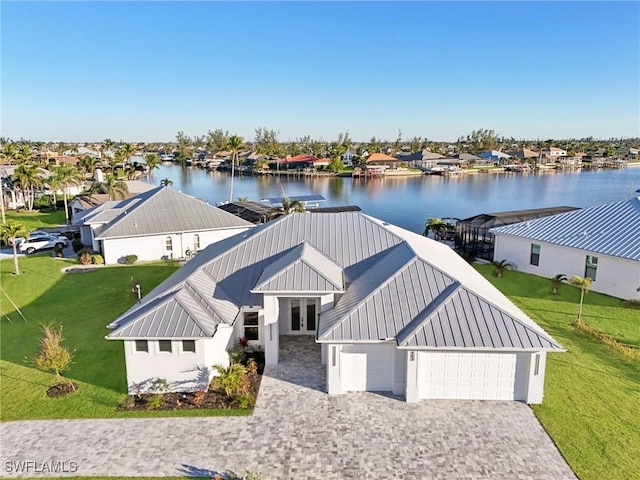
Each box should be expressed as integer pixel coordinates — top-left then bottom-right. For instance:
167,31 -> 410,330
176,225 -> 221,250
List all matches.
551,274 -> 567,295
15,144 -> 34,164
268,197 -> 306,219
569,275 -> 593,320
144,153 -> 161,176
77,155 -> 99,179
50,165 -> 83,225
160,178 -> 173,187
101,174 -> 128,200
491,259 -> 514,278
1,143 -> 18,164
12,162 -> 44,210
1,221 -> 29,275
227,135 -> 244,202
423,218 -> 453,241
119,143 -> 136,165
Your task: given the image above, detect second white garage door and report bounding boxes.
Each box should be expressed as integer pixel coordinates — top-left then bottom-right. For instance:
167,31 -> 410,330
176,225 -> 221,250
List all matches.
418,352 -> 516,400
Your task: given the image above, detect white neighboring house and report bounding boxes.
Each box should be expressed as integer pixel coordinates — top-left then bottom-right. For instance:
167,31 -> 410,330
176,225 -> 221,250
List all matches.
107,212 -> 564,403
73,186 -> 253,264
491,196 -> 640,300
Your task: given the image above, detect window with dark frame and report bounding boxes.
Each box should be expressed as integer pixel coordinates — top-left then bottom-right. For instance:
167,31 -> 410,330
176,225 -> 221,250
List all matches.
135,340 -> 148,352
158,340 -> 172,353
182,340 -> 196,353
585,255 -> 598,280
165,237 -> 173,251
530,244 -> 541,266
243,312 -> 259,341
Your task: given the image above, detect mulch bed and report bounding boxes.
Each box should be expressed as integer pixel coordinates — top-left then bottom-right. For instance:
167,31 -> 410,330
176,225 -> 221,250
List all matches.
117,371 -> 262,412
46,382 -> 78,398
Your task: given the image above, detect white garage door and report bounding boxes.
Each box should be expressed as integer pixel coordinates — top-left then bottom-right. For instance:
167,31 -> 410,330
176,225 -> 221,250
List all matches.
418,352 -> 516,400
341,344 -> 395,392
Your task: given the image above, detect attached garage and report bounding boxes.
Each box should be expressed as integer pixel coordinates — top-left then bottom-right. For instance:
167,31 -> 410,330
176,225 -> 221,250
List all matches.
417,351 -> 516,400
340,344 -> 395,392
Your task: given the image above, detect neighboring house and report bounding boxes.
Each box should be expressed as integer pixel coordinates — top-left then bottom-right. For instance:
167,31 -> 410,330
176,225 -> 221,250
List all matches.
107,212 -> 564,403
69,180 -> 155,217
491,196 -> 640,300
541,147 -> 567,159
73,186 -> 253,264
478,150 -> 511,162
365,153 -> 402,168
342,149 -> 357,166
277,154 -> 328,170
397,150 -> 448,169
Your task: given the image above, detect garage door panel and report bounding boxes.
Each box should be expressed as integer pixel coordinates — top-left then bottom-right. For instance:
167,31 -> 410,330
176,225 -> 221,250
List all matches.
342,344 -> 395,392
418,352 -> 516,400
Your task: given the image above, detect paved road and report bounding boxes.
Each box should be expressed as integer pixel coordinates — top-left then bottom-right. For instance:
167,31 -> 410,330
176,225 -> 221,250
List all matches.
0,337 -> 576,479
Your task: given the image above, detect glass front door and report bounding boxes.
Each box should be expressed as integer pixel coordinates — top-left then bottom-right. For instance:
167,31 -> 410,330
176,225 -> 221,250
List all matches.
290,298 -> 318,334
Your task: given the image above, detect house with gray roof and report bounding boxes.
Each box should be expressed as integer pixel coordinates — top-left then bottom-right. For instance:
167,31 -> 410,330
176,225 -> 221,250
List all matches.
74,186 -> 253,264
107,212 -> 563,402
491,196 -> 640,300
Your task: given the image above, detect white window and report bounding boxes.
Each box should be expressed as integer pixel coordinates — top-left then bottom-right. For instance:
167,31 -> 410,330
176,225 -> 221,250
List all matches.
135,340 -> 148,353
193,234 -> 200,251
165,237 -> 173,251
158,340 -> 172,353
243,312 -> 259,341
182,340 -> 196,353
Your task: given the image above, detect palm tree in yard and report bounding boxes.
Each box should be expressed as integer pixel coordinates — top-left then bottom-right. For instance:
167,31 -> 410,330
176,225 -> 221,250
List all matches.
101,173 -> 128,201
160,178 -> 173,187
551,274 -> 567,295
491,259 -> 514,278
50,165 -> 83,225
144,153 -> 161,176
16,144 -> 35,164
227,135 -> 244,202
2,143 -> 18,164
78,155 -> 99,179
423,218 -> 453,241
569,275 -> 593,321
1,221 -> 29,275
12,162 -> 44,210
268,198 -> 306,219
120,143 -> 136,165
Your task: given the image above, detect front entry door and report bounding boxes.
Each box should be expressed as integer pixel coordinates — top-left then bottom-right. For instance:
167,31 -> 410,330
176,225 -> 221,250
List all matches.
290,298 -> 318,334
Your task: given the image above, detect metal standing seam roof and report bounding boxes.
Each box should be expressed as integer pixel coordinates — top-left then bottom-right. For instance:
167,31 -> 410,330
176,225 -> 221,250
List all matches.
252,242 -> 344,293
91,186 -> 252,239
396,282 -> 564,350
108,212 -> 563,351
490,196 -> 640,261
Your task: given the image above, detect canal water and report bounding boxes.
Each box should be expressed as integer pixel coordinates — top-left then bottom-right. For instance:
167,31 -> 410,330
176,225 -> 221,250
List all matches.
145,165 -> 639,234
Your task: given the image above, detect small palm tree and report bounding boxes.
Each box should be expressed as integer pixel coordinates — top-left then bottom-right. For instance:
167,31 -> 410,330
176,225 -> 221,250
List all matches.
144,153 -> 161,176
424,218 -> 453,241
227,135 -> 244,202
120,143 -> 136,165
268,197 -> 306,219
569,275 -> 593,320
101,174 -> 128,200
1,221 -> 29,274
551,274 -> 567,295
160,178 -> 173,187
491,259 -> 514,278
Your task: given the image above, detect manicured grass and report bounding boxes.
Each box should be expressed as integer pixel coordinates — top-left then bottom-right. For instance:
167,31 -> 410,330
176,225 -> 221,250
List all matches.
0,256 -> 248,420
476,264 -> 640,480
3,210 -> 66,230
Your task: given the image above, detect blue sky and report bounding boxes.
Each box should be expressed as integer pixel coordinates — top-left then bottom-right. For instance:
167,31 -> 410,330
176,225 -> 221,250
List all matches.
2,1 -> 639,142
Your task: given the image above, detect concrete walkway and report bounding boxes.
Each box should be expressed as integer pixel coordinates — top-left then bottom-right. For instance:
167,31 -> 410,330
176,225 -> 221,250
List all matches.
0,337 -> 576,479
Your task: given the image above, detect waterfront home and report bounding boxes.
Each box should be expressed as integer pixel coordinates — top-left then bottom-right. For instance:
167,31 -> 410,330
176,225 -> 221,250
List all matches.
491,196 -> 640,300
107,212 -> 563,403
478,150 -> 511,162
397,150 -> 448,169
541,146 -> 567,159
277,154 -> 329,170
365,152 -> 403,169
73,186 -> 253,264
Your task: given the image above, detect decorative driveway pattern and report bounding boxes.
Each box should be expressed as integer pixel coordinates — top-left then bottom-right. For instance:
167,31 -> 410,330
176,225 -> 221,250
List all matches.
0,336 -> 576,479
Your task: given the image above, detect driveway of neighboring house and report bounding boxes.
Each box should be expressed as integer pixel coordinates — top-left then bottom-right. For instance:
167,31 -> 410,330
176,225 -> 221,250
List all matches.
0,336 -> 576,479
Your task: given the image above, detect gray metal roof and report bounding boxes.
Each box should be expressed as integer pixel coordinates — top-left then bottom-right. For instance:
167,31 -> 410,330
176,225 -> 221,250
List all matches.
252,242 -> 344,293
491,196 -> 640,261
108,212 -> 562,351
396,282 -> 564,350
91,186 -> 252,239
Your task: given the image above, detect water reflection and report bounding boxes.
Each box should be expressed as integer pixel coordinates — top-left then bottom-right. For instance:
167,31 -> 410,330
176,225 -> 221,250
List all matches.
147,165 -> 639,233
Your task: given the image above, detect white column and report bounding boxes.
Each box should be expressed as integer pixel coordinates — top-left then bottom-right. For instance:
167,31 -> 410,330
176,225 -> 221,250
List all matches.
262,295 -> 280,365
526,352 -> 547,404
319,294 -> 335,366
405,350 -> 419,403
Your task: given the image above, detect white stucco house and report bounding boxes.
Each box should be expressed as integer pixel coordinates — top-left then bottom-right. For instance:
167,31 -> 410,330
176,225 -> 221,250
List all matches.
107,212 -> 564,403
73,186 -> 253,264
491,196 -> 640,300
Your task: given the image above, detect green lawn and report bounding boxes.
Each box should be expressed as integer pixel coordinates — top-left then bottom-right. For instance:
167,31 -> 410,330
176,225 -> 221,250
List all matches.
0,256 -> 248,420
476,264 -> 640,480
3,209 -> 66,230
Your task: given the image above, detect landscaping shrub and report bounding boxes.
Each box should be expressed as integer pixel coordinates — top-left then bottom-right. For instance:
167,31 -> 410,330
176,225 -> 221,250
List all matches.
79,252 -> 92,265
229,343 -> 246,364
34,196 -> 54,211
33,324 -> 76,393
124,254 -> 138,265
571,317 -> 640,362
150,377 -> 169,393
90,253 -> 104,265
146,394 -> 163,410
211,363 -> 249,396
192,389 -> 206,407
622,299 -> 640,310
52,246 -> 63,258
233,393 -> 256,409
71,239 -> 84,253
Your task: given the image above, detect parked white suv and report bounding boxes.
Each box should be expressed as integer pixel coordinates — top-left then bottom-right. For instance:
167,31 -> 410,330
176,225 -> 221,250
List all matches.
18,234 -> 69,254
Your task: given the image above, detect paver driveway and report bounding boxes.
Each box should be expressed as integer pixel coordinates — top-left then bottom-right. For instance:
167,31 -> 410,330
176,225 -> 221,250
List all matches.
0,336 -> 575,479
